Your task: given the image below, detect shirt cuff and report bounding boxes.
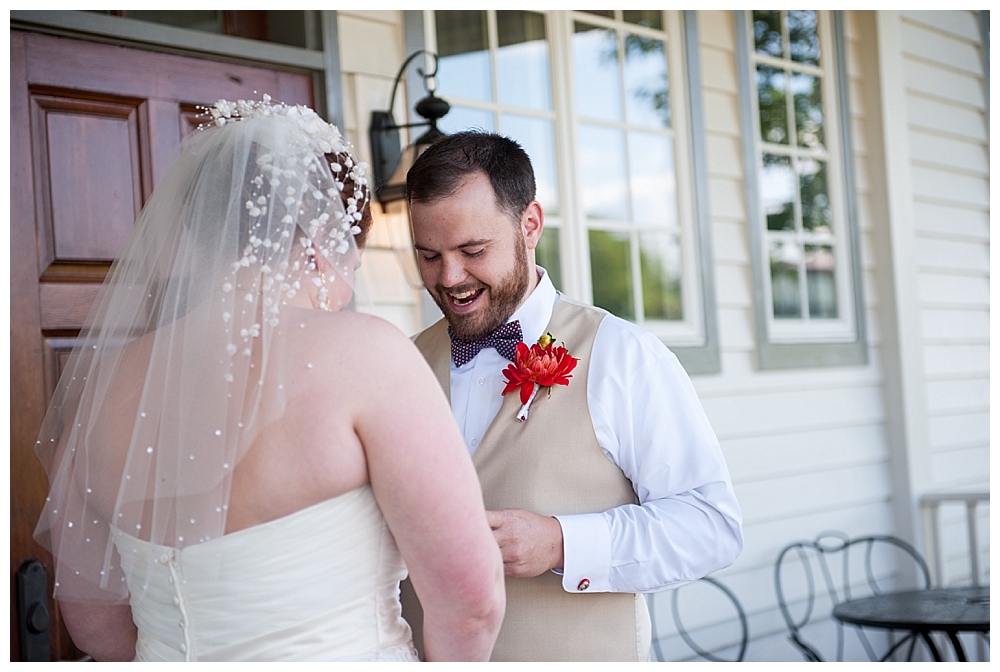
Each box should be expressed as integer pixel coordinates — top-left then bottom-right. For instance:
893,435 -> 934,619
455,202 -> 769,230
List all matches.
552,513 -> 612,593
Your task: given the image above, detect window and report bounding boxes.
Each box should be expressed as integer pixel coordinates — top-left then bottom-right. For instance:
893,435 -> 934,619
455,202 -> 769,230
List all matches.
423,10 -> 718,370
432,10 -> 564,289
737,10 -> 867,368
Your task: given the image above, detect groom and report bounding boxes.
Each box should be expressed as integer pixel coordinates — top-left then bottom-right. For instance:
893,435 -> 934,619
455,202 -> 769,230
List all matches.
402,132 -> 742,661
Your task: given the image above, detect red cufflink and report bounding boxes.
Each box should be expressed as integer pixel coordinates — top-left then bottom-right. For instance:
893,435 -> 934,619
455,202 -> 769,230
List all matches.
577,578 -> 590,591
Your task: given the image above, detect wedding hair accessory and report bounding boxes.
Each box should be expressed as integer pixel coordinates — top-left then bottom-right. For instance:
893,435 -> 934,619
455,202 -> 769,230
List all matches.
33,96 -> 370,604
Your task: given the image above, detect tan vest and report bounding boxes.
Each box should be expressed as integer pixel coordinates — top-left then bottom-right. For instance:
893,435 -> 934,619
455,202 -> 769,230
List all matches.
406,297 -> 651,661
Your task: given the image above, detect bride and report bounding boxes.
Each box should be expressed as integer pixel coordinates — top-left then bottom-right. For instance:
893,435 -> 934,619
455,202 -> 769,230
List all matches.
33,96 -> 504,661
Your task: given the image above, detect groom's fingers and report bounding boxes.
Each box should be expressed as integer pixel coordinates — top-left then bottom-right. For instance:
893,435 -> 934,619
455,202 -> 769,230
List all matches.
485,509 -> 564,578
485,509 -> 506,530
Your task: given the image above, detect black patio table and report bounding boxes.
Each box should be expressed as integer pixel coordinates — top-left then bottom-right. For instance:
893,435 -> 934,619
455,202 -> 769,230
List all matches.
832,586 -> 989,661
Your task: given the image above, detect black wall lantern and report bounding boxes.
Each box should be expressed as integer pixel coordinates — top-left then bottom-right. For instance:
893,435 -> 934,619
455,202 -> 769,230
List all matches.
369,50 -> 450,204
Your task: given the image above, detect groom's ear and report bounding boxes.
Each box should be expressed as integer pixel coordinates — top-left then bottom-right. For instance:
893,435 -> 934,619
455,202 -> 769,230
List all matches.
521,201 -> 544,251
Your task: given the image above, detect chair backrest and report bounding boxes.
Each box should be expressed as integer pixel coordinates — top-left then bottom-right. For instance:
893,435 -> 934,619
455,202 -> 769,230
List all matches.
649,576 -> 748,662
774,531 -> 931,661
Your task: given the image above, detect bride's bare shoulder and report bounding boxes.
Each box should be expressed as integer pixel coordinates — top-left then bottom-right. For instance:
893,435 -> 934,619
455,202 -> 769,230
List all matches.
287,309 -> 422,371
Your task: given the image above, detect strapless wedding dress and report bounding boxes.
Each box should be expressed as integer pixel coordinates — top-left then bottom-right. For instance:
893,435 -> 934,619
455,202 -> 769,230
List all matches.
112,486 -> 418,661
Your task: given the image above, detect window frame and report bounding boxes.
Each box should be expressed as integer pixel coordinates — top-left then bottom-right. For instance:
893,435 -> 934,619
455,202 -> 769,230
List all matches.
736,10 -> 867,369
413,9 -> 719,373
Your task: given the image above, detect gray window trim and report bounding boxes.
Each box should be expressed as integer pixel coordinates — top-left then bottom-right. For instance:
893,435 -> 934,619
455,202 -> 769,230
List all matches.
410,10 -> 720,374
735,10 -> 868,370
669,10 -> 720,375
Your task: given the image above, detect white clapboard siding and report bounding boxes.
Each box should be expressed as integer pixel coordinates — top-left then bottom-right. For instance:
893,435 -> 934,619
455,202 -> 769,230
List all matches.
900,10 -> 989,533
338,11 -> 425,330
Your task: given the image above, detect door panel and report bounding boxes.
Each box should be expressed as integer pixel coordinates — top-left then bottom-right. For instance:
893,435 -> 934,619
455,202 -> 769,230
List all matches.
10,29 -> 315,660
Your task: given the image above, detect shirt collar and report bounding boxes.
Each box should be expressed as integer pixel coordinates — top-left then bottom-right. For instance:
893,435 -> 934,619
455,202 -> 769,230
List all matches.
507,265 -> 558,346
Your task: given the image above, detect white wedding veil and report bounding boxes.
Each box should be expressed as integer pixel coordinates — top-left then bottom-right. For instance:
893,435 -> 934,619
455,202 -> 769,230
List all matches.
33,97 -> 368,604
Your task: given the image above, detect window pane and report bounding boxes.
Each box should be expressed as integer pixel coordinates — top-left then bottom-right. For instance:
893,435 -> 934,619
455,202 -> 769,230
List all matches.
623,33 -> 670,127
792,72 -> 825,149
761,154 -> 796,231
497,11 -> 552,111
788,10 -> 820,66
589,230 -> 634,320
578,124 -> 628,220
640,232 -> 683,320
438,105 -> 494,135
756,65 -> 788,144
628,132 -> 676,227
573,22 -> 622,122
752,10 -> 783,58
501,114 -> 559,216
436,11 -> 492,102
536,227 -> 562,290
623,10 -> 662,30
581,10 -> 614,19
798,158 -> 832,235
806,244 -> 838,318
769,239 -> 802,318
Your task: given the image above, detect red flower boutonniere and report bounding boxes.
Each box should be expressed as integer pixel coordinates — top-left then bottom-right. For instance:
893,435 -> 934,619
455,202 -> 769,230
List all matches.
501,332 -> 579,422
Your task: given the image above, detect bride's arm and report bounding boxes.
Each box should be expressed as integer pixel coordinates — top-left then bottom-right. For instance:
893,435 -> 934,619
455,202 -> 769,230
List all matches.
352,319 -> 504,662
60,600 -> 137,661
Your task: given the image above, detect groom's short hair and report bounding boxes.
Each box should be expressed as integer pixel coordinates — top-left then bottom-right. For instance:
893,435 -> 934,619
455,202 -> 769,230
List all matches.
406,131 -> 536,223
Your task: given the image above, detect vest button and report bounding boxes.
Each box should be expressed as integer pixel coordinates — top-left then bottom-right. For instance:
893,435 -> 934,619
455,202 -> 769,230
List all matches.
577,578 -> 590,591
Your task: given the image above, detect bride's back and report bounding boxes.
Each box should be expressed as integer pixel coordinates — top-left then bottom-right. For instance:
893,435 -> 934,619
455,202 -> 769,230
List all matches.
87,303 -> 381,539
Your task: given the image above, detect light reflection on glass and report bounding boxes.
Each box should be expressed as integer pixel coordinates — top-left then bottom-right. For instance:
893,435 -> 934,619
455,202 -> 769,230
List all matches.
501,114 -> 559,216
628,132 -> 676,227
577,124 -> 628,220
438,106 -> 494,135
573,22 -> 622,122
753,10 -> 783,58
436,11 -> 492,103
535,227 -> 562,290
792,72 -> 824,149
788,10 -> 820,65
756,65 -> 788,144
761,154 -> 795,232
805,244 -> 837,317
798,158 -> 832,235
623,33 -> 669,128
623,10 -> 663,30
769,239 -> 802,318
589,229 -> 634,320
497,11 -> 552,111
639,232 -> 682,320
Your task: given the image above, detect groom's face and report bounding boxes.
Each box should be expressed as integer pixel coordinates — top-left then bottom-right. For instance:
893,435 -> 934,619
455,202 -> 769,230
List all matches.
411,172 -> 538,341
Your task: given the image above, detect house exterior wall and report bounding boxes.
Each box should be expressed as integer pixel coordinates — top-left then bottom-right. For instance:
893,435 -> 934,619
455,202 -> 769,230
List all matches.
661,10 -> 896,660
897,11 -> 990,586
336,9 -> 988,661
338,10 -> 426,334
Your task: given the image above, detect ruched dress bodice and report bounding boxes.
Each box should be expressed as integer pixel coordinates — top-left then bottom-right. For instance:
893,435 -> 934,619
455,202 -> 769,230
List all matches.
112,486 -> 417,661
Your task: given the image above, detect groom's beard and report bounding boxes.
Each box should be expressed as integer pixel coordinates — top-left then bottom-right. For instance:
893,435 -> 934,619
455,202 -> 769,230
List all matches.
431,239 -> 529,342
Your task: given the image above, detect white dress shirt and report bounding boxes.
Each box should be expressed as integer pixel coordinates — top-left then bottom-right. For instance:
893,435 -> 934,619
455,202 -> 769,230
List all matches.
447,268 -> 743,594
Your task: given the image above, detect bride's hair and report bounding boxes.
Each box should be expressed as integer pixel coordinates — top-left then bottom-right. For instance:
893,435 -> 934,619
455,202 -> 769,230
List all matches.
327,149 -> 373,248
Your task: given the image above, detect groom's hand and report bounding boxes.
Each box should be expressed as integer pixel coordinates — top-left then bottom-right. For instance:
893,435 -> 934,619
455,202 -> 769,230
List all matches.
486,509 -> 565,578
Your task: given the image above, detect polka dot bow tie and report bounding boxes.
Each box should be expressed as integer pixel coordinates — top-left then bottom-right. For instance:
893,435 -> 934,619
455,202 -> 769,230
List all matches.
449,320 -> 523,367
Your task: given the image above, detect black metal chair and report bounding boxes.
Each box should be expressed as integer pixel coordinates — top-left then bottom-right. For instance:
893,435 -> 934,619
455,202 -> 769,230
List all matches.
775,531 -> 932,661
649,576 -> 749,662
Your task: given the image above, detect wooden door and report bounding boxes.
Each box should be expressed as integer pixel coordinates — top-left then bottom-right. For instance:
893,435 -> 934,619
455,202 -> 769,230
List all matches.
10,30 -> 315,660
